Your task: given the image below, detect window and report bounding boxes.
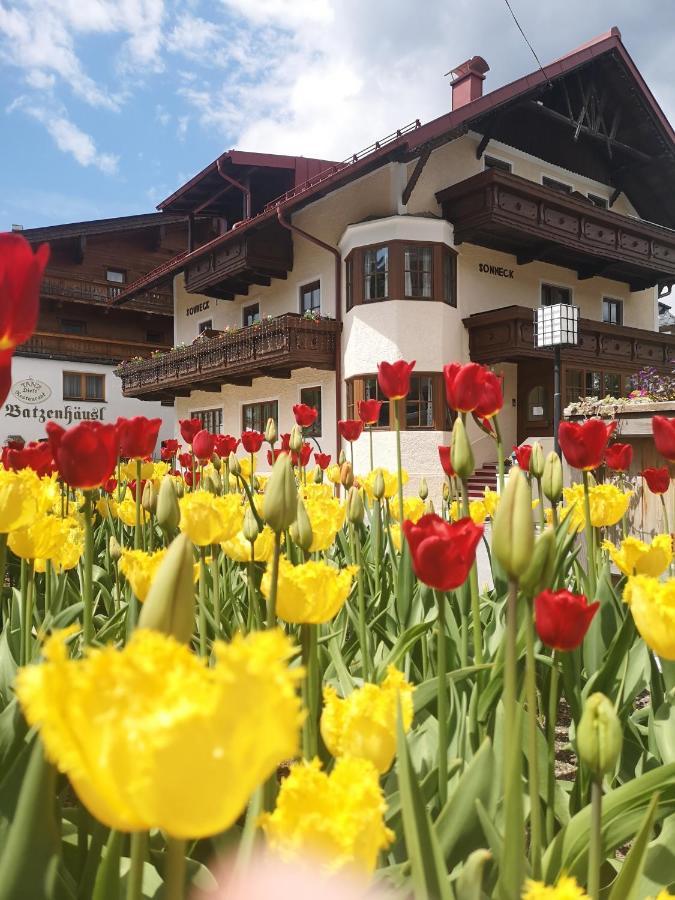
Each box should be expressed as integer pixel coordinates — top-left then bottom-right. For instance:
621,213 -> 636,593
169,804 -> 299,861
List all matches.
484,155 -> 512,173
363,246 -> 388,301
565,368 -> 630,405
63,372 -> 105,402
299,386 -> 322,437
146,329 -> 162,343
405,376 -> 434,428
300,281 -> 321,315
602,298 -> 623,325
541,283 -> 571,306
404,247 -> 432,298
198,320 -> 212,334
604,372 -> 621,396
106,269 -> 126,284
191,408 -> 223,434
443,248 -> 457,307
565,369 -> 584,406
346,258 -> 353,311
542,175 -> 573,194
346,373 -> 448,430
527,385 -> 547,421
588,193 -> 608,209
346,376 -> 390,427
243,303 -> 260,327
60,318 -> 87,335
242,400 -> 278,434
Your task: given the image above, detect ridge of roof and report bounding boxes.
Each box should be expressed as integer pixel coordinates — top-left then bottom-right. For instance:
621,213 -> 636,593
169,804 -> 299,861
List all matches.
18,212 -> 186,243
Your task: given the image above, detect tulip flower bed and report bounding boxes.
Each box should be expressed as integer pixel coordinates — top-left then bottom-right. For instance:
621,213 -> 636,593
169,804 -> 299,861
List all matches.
0,235 -> 674,900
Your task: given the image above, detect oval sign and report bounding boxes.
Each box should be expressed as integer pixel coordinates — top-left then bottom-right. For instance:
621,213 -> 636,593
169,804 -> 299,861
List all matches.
12,378 -> 52,404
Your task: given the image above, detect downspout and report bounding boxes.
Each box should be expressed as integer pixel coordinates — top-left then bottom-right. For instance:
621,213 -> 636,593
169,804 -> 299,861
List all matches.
276,205 -> 343,444
216,158 -> 251,220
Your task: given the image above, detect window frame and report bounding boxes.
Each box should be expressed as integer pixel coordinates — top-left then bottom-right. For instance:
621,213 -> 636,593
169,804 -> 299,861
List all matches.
403,245 -> 433,299
190,407 -> 223,434
540,281 -> 573,307
588,192 -> 609,209
363,245 -> 389,302
564,367 -> 632,405
241,399 -> 279,435
602,297 -> 623,326
346,372 -> 449,431
105,268 -> 126,284
299,385 -> 322,437
62,371 -> 106,403
60,318 -> 88,336
198,319 -> 213,334
484,155 -> 512,173
146,329 -> 162,344
243,303 -> 260,327
299,280 -> 321,315
542,175 -> 573,194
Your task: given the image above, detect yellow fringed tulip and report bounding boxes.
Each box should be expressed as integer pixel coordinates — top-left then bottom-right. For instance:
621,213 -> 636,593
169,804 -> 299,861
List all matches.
482,488 -> 500,518
259,757 -> 393,874
389,524 -> 402,552
362,467 -> 408,501
562,484 -> 631,530
8,515 -> 74,561
119,548 -> 168,602
179,492 -> 242,546
0,468 -> 40,533
389,495 -> 426,524
96,496 -> 118,519
320,666 -> 414,773
15,628 -> 304,838
325,464 -> 342,486
449,499 -> 488,525
116,495 -> 148,528
624,575 -> 675,660
301,482 -> 334,501
34,519 -> 83,573
120,460 -> 154,482
603,535 -> 672,577
303,496 -> 345,551
522,875 -> 589,899
221,525 -> 277,563
261,558 -> 357,624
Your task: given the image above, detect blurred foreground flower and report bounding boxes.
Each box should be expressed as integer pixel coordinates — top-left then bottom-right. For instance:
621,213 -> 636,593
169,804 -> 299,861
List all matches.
262,558 -> 357,624
259,757 -> 393,874
15,628 -> 303,837
624,575 -> 675,660
522,874 -> 589,898
0,467 -> 41,533
603,534 -> 672,577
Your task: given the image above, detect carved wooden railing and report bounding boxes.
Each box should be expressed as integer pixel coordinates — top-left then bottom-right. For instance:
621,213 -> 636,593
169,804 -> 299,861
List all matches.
16,332 -> 171,365
41,275 -> 173,315
115,314 -> 340,397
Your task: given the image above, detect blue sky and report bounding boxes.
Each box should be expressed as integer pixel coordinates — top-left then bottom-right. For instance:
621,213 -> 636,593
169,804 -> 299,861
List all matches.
2,0 -> 675,231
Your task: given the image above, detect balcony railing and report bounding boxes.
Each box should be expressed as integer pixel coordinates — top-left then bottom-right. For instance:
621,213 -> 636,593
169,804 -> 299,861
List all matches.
41,275 -> 173,315
115,314 -> 340,400
15,332 -> 172,366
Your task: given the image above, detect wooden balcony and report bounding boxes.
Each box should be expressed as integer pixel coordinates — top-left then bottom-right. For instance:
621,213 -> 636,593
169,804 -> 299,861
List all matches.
437,170 -> 675,291
15,332 -> 172,366
184,224 -> 293,300
115,314 -> 340,400
463,305 -> 675,371
41,274 -> 173,316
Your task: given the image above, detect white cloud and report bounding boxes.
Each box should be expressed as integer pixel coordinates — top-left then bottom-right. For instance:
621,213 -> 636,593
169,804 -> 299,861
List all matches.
16,102 -> 119,174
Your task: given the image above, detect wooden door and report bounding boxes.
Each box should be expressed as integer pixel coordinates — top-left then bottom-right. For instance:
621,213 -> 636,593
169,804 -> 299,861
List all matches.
517,360 -> 554,444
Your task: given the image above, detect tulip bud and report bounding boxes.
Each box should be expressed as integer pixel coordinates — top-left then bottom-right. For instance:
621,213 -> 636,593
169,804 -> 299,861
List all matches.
418,477 -> 428,500
265,417 -> 277,445
340,462 -> 354,489
211,470 -> 223,494
203,474 -> 218,495
520,528 -> 556,596
542,451 -> 563,502
264,454 -> 298,533
242,505 -> 259,544
229,453 -> 241,477
338,449 -> 346,466
424,498 -> 435,515
346,486 -> 364,524
251,474 -> 260,492
174,478 -> 184,499
312,465 -> 323,484
109,535 -> 122,562
289,425 -> 303,454
141,480 -> 157,515
451,418 -> 474,479
577,692 -> 623,779
289,497 -> 313,551
373,469 -> 385,501
156,475 -> 181,533
492,467 -> 534,578
138,533 -> 196,644
530,441 -> 545,478
442,481 -> 450,503
211,453 -> 222,472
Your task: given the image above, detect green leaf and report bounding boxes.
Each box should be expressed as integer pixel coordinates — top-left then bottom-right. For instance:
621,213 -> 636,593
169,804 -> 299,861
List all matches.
92,831 -> 122,900
374,622 -> 432,682
607,791 -> 659,900
396,541 -> 415,627
413,665 -> 493,714
636,812 -> 675,898
651,701 -> 675,765
455,848 -> 492,900
396,706 -> 454,900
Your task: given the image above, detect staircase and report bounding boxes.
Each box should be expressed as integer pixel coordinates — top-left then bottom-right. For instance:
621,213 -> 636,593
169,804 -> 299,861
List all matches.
467,462 -> 499,499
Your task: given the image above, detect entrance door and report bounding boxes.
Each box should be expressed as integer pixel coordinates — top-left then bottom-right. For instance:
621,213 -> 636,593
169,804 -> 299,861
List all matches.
517,360 -> 554,444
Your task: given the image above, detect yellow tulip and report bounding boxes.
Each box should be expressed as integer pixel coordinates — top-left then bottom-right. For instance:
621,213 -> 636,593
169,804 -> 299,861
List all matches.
603,535 -> 672,578
221,525 -> 277,563
15,628 -> 304,838
178,492 -> 242,546
320,666 -> 414,773
120,460 -> 154,482
238,455 -> 257,478
303,496 -> 345,552
96,496 -> 118,519
389,495 -> 426,524
301,482 -> 334,501
562,484 -> 631,530
259,756 -> 393,874
8,515 -> 74,561
0,468 -> 40,533
522,875 -> 589,899
482,488 -> 500,518
35,519 -> 83,573
119,548 -> 168,602
325,464 -> 342,486
389,524 -> 402,552
362,467 -> 408,501
449,499 -> 488,525
624,575 -> 675,660
116,496 -> 148,528
261,558 -> 357,624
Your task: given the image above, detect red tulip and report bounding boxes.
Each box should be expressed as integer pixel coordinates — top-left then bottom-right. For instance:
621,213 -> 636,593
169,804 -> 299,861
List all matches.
179,418 -> 202,445
192,429 -> 216,463
1,440 -> 54,477
267,448 -> 285,466
474,370 -> 503,418
534,589 -> 599,651
279,433 -> 291,452
0,233 -> 50,406
184,470 -> 200,488
103,477 -> 117,494
338,419 -> 364,443
444,362 -> 500,415
241,430 -> 264,454
292,403 -> 318,428
604,442 -> 633,473
377,359 -> 416,400
403,514 -> 483,591
178,452 -> 193,469
513,444 -> 533,471
438,445 -> 455,478
314,452 -> 331,469
46,421 -> 119,489
642,467 -> 670,495
127,479 -> 147,501
558,419 -> 616,471
116,416 -> 162,459
160,447 -> 174,462
214,434 -> 239,458
297,442 -> 312,468
358,399 -> 383,425
653,415 -> 675,462
162,439 -> 179,454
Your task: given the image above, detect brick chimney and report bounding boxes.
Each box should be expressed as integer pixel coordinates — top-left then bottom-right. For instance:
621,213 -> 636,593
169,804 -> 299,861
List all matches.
450,56 -> 490,110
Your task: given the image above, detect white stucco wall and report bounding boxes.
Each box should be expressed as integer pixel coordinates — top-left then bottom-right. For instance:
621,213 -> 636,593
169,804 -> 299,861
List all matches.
3,356 -> 175,448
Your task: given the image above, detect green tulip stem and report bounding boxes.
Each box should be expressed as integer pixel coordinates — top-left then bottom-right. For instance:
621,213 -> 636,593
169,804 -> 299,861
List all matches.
459,477 -> 483,668
525,600 -> 543,879
198,548 -> 208,657
551,501 -> 559,530
0,534 -> 7,620
368,426 -> 374,472
83,490 -> 94,645
210,545 -> 221,640
134,459 -> 142,550
164,837 -> 186,900
267,532 -> 282,629
588,778 -> 602,900
301,623 -> 319,758
393,402 -> 404,542
582,471 -> 597,598
126,832 -> 147,900
434,589 -> 448,808
546,651 -> 560,843
23,560 -> 35,665
660,494 -> 670,537
351,523 -> 369,682
373,497 -> 382,596
494,415 -> 505,494
535,476 -> 546,529
224,459 -> 230,494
